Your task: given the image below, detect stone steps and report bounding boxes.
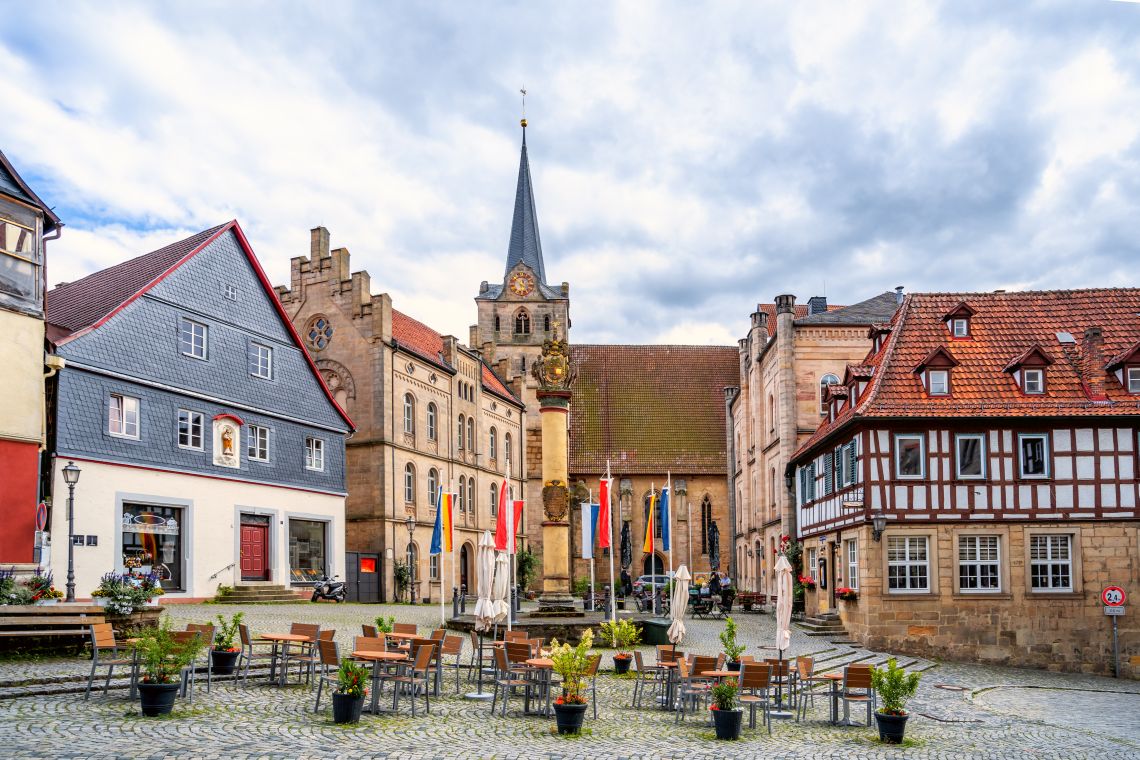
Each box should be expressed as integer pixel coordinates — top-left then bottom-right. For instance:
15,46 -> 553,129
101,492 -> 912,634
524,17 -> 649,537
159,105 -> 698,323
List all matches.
214,585 -> 310,604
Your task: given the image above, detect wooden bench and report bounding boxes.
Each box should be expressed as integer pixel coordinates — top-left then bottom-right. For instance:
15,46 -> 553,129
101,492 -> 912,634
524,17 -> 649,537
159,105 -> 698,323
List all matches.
0,605 -> 106,647
737,593 -> 768,612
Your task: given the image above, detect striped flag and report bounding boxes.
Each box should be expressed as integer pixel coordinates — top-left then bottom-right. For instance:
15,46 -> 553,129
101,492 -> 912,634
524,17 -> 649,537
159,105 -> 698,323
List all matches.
643,493 -> 656,556
494,480 -> 510,551
598,478 -> 612,550
660,486 -> 671,552
430,490 -> 453,554
580,502 -> 599,559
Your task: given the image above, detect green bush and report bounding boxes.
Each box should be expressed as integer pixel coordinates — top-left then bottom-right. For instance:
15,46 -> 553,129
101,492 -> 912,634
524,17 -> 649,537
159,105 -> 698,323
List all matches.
213,611 -> 244,651
871,658 -> 921,716
598,618 -> 640,651
136,618 -> 205,684
374,615 -> 395,634
711,678 -> 738,711
719,616 -> 746,663
336,659 -> 369,698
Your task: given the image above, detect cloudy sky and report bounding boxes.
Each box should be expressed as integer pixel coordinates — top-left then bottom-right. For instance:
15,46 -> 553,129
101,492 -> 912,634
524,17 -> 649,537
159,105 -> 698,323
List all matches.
4,1 -> 1140,345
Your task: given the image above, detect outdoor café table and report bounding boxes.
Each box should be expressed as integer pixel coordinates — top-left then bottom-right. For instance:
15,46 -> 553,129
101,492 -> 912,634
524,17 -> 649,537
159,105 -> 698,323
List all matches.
352,650 -> 408,714
701,669 -> 737,680
656,660 -> 680,711
524,657 -> 554,717
822,672 -> 845,724
257,633 -> 314,686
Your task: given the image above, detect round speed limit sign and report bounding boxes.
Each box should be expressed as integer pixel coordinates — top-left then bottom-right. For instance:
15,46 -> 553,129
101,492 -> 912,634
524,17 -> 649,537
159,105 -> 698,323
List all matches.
1102,586 -> 1126,607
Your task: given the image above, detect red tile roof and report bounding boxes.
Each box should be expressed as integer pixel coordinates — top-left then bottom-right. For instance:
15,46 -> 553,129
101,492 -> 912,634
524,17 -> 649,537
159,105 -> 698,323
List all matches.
391,309 -> 447,368
756,303 -> 841,336
569,344 -> 738,474
794,289 -> 1140,460
481,363 -> 518,404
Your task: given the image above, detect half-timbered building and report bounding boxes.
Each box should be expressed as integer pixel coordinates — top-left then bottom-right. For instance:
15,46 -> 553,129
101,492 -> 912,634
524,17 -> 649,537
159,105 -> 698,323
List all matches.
789,289 -> 1139,677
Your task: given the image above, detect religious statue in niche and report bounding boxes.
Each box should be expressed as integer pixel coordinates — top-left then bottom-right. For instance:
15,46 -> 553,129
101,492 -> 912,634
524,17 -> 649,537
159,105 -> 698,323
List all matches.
221,427 -> 235,456
212,415 -> 242,469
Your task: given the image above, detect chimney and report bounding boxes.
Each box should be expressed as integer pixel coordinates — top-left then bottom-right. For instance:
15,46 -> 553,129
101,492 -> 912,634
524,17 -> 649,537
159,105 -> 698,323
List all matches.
310,227 -> 330,260
895,286 -> 905,305
775,294 -> 796,315
1081,327 -> 1107,399
807,296 -> 827,315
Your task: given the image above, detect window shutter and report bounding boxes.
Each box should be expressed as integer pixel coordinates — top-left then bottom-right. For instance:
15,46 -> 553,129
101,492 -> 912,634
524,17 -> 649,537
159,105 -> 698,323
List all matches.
808,462 -> 816,500
823,454 -> 833,495
846,441 -> 857,485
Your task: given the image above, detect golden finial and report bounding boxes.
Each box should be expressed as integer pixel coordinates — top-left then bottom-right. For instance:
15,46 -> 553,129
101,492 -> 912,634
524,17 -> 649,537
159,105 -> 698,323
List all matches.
520,87 -> 527,128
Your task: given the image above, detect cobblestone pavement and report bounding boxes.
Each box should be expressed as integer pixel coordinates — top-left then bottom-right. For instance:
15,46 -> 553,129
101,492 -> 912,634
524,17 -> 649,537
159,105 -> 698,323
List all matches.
1,602 -> 1138,759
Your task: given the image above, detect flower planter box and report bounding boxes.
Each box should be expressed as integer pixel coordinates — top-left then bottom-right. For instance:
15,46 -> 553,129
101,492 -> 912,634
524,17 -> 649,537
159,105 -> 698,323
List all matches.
138,682 -> 180,717
553,702 -> 587,734
332,693 -> 364,724
875,712 -> 909,743
711,708 -> 743,740
613,654 -> 632,674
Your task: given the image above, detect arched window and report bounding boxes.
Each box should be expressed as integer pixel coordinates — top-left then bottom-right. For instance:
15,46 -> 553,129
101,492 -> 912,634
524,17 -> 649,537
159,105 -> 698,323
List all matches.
490,482 -> 499,516
505,433 -> 513,470
514,308 -> 531,335
467,477 -> 475,518
700,495 -> 712,554
428,468 -> 439,507
643,493 -> 663,538
404,462 -> 416,504
494,315 -> 501,332
458,475 -> 466,512
768,393 -> 775,433
458,414 -> 465,450
769,467 -> 777,511
467,417 -> 475,452
819,374 -> 840,414
426,402 -> 437,441
403,393 -> 415,435
543,314 -> 550,332
489,427 -> 497,461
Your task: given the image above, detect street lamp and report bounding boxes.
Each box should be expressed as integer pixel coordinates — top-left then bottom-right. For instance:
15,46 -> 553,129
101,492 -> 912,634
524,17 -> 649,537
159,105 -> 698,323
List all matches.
871,513 -> 888,542
61,461 -> 81,603
405,515 -> 416,604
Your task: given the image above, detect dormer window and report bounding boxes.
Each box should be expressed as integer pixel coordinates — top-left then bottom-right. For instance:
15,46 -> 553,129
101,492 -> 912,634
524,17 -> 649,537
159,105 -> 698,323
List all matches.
928,370 -> 950,395
942,301 -> 976,339
952,319 -> 969,338
1023,368 -> 1044,394
1003,344 -> 1053,396
1129,367 -> 1140,394
913,346 -> 958,397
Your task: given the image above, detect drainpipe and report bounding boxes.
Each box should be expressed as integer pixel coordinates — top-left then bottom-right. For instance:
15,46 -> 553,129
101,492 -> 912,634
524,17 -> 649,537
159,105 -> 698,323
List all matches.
724,387 -> 740,583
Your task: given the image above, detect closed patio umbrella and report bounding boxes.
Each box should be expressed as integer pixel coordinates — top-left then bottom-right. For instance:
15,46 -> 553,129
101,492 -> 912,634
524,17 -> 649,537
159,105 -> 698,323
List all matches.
667,564 -> 691,644
491,550 -> 511,622
773,554 -> 794,715
473,531 -> 496,632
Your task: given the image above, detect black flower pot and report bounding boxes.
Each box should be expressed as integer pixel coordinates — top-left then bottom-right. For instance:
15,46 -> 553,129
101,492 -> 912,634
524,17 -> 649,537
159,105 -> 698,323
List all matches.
332,692 -> 364,724
138,682 -> 180,717
875,711 -> 909,743
211,649 -> 241,676
613,655 -> 632,674
725,660 -> 741,672
553,701 -> 588,734
711,707 -> 743,740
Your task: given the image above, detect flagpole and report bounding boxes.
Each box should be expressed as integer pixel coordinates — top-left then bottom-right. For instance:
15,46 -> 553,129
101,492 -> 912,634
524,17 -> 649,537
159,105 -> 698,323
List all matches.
650,481 -> 656,616
450,482 -> 457,618
506,455 -> 513,633
606,461 -> 616,625
667,472 -> 673,589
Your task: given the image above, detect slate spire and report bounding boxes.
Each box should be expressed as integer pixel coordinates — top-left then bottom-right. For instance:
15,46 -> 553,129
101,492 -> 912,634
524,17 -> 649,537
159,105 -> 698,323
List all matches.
504,119 -> 546,284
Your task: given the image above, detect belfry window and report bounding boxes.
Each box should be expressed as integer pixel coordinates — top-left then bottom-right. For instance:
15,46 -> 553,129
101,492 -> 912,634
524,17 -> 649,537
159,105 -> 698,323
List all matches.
514,309 -> 531,335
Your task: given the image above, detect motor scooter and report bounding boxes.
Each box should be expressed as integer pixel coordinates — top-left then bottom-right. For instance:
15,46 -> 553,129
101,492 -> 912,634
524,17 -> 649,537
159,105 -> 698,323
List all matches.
310,574 -> 347,603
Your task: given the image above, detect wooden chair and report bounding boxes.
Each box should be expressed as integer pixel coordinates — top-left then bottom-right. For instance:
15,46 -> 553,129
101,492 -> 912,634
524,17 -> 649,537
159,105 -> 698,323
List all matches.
391,642 -> 435,716
656,645 -> 682,664
289,629 -> 336,684
441,635 -> 465,693
467,630 -> 490,682
794,657 -> 828,720
170,630 -> 202,703
739,661 -> 773,732
840,664 -> 875,726
430,628 -> 446,641
186,623 -> 216,692
280,623 -> 320,683
632,650 -> 664,709
238,623 -> 277,686
393,623 -> 417,635
361,624 -> 378,638
526,637 -> 545,657
504,630 -> 528,643
312,639 -> 341,713
84,623 -> 133,700
673,657 -> 713,722
490,645 -> 531,717
584,653 -> 602,719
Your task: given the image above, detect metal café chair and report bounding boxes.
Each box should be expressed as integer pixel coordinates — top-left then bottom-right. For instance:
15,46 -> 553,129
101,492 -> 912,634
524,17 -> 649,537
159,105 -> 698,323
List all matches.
441,635 -> 465,693
185,623 -> 215,692
312,638 -> 341,713
237,623 -> 277,686
839,664 -> 876,726
84,623 -> 134,700
490,646 -> 531,717
170,630 -> 203,703
391,641 -> 435,716
738,661 -> 773,733
632,650 -> 665,709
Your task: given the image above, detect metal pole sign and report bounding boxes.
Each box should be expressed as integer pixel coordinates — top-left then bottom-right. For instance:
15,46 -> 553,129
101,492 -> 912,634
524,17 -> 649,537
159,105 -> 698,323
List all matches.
1102,586 -> 1126,678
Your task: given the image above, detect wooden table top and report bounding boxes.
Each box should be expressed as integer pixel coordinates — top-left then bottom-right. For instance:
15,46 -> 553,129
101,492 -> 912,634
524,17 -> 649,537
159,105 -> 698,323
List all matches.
259,633 -> 312,643
525,658 -> 554,668
383,631 -> 420,640
702,670 -> 737,678
822,673 -> 844,680
658,660 -> 679,668
352,650 -> 408,662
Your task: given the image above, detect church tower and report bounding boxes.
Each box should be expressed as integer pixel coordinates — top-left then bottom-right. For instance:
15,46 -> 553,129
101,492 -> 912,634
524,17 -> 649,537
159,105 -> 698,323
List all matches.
472,119 -> 569,558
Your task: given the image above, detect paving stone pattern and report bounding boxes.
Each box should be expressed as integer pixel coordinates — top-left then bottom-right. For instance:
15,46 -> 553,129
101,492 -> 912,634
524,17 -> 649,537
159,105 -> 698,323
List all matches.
0,602 -> 1137,759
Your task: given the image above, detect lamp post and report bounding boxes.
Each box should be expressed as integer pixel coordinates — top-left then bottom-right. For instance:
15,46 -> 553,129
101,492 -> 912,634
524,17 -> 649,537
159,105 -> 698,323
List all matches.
871,513 -> 888,542
405,515 -> 416,604
61,461 -> 81,603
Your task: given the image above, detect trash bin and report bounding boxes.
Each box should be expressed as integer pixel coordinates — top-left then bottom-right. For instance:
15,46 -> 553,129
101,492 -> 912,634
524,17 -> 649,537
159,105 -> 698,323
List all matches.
641,618 -> 671,645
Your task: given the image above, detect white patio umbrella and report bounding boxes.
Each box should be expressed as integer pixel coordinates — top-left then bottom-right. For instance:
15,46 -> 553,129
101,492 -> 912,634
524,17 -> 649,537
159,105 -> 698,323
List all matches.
667,564 -> 691,644
473,531 -> 497,632
491,550 -> 511,622
773,554 -> 794,714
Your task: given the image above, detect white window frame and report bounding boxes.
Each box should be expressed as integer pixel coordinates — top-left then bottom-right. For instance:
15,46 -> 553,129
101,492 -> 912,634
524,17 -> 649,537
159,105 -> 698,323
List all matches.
428,468 -> 439,507
305,437 -> 325,472
894,434 -> 925,479
403,394 -> 415,435
426,403 -> 437,441
224,283 -> 238,301
489,427 -> 497,460
404,463 -> 415,503
927,369 -> 949,396
807,547 -> 818,582
1023,368 -> 1044,395
429,553 -> 440,580
179,317 -> 208,360
457,414 -> 465,450
176,409 -> 204,450
886,535 -> 930,593
955,433 -> 986,479
1030,534 -> 1072,591
458,476 -> 466,512
958,535 -> 1001,593
249,343 -> 273,380
846,539 -> 858,590
1127,367 -> 1140,394
819,374 -> 839,414
247,424 -> 269,462
467,477 -> 475,516
840,442 -> 856,488
951,318 -> 968,338
109,394 -> 140,439
1018,433 -> 1050,479
490,483 -> 498,516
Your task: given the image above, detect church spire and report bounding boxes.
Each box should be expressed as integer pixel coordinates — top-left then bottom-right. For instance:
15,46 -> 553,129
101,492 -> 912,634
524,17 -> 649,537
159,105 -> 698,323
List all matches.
505,118 -> 546,284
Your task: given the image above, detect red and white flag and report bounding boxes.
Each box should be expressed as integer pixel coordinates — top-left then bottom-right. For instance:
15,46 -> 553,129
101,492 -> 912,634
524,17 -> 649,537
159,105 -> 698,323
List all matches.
494,480 -> 510,551
598,477 -> 612,550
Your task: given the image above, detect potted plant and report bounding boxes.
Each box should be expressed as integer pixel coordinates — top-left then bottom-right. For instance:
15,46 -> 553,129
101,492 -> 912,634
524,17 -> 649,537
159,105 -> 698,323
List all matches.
211,611 -> 244,675
871,657 -> 922,743
717,616 -> 746,671
25,570 -> 63,605
135,618 -> 205,716
836,587 -> 858,602
600,619 -> 640,674
332,659 -> 368,724
709,678 -> 743,740
548,628 -> 594,734
374,615 -> 395,634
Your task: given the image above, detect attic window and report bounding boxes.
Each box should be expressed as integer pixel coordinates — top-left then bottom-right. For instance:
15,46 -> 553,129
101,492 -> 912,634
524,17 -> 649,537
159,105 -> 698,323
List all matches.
928,370 -> 950,396
224,284 -> 238,301
1128,367 -> 1140,394
942,301 -> 976,339
1023,369 -> 1045,395
951,319 -> 968,338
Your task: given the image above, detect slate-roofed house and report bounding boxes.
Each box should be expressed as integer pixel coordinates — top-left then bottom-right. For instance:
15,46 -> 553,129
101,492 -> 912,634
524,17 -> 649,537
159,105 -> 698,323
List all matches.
0,150 -> 61,566
45,221 -> 353,600
788,289 -> 1140,677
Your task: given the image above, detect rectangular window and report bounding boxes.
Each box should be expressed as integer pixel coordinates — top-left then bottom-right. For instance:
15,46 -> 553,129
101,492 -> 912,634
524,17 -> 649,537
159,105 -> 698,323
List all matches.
305,437 -> 325,471
176,409 -> 203,450
109,394 -> 140,439
1030,534 -> 1072,591
846,539 -> 858,590
887,535 -> 929,592
249,343 -> 273,379
895,434 -> 924,479
247,425 -> 269,461
952,319 -> 968,338
430,553 -> 440,580
798,463 -> 816,505
179,317 -> 207,359
840,442 -> 856,487
122,503 -> 184,591
928,370 -> 949,395
1018,434 -> 1049,478
955,434 -> 985,479
807,547 -> 818,582
1023,369 -> 1044,394
1128,367 -> 1140,394
288,518 -> 327,585
0,214 -> 40,310
958,535 -> 1000,592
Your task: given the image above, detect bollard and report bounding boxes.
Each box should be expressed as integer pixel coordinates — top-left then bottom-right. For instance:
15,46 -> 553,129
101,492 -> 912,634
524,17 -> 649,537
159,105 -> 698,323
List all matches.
452,586 -> 460,619
460,584 -> 467,614
510,587 -> 518,623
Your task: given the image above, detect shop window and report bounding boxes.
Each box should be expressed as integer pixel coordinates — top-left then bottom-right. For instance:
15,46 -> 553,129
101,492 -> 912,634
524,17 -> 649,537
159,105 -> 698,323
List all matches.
122,503 -> 184,591
289,519 -> 327,584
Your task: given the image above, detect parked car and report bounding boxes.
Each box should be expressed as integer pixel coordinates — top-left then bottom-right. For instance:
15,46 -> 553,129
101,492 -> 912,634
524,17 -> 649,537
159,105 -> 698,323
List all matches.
631,574 -> 672,595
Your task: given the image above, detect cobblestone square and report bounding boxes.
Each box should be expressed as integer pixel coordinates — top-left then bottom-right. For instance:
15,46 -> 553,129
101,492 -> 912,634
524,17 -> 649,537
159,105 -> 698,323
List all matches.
0,603 -> 1137,759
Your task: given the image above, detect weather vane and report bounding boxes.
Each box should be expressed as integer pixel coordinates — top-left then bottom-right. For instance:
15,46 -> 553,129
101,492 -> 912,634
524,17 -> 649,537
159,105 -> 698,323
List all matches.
520,87 -> 527,127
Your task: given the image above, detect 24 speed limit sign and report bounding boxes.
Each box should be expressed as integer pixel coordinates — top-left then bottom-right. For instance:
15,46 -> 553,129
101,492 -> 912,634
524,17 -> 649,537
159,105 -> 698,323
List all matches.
1102,586 -> 1126,607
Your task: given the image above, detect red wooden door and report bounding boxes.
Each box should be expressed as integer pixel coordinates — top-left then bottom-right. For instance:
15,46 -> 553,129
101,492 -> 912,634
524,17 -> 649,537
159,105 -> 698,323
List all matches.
240,523 -> 269,581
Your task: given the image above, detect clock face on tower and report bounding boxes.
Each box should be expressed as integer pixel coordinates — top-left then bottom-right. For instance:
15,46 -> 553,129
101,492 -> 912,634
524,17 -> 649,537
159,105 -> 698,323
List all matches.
508,271 -> 535,297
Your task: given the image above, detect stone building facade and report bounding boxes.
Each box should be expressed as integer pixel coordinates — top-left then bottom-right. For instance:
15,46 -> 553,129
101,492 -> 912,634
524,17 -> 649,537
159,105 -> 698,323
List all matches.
729,291 -> 900,597
791,289 -> 1139,677
277,228 -> 525,603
